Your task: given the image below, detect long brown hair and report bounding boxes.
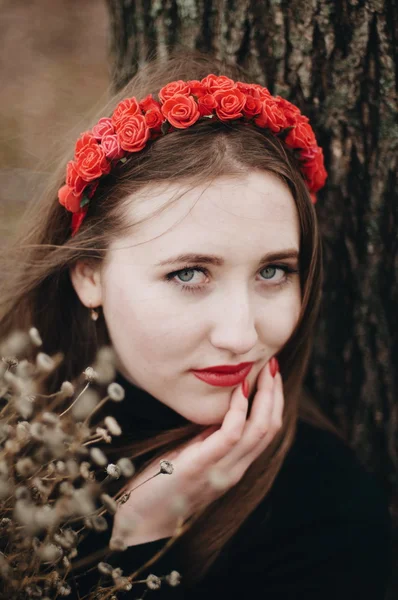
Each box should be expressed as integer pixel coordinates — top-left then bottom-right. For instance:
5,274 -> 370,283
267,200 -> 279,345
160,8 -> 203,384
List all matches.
0,48 -> 344,585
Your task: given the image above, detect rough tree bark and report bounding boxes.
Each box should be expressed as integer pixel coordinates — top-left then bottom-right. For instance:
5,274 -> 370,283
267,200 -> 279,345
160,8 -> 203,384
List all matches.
105,0 -> 397,585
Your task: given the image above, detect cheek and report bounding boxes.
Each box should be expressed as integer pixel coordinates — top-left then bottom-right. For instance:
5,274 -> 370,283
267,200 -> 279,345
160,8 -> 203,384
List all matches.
262,291 -> 301,346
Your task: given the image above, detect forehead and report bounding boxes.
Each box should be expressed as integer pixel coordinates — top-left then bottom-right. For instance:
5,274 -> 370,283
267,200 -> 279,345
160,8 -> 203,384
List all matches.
110,172 -> 300,261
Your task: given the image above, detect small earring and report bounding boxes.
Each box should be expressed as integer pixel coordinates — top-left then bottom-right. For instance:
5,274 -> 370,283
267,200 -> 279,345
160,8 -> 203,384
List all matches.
89,303 -> 99,321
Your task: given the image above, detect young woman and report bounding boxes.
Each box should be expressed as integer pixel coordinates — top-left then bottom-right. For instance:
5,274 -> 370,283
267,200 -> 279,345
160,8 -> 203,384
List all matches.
0,50 -> 392,599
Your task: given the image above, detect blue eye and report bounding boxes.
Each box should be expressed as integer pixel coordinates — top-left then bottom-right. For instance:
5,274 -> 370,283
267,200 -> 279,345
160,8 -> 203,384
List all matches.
165,264 -> 299,294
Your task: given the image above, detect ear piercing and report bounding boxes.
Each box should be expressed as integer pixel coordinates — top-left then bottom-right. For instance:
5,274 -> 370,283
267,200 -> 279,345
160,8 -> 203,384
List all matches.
89,302 -> 99,321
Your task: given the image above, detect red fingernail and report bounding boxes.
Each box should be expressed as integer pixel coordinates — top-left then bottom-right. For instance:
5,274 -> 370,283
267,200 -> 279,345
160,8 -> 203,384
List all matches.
269,357 -> 279,378
242,378 -> 249,398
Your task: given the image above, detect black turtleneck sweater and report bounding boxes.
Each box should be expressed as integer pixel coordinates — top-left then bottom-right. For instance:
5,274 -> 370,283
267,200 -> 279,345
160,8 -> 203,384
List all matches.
69,371 -> 393,599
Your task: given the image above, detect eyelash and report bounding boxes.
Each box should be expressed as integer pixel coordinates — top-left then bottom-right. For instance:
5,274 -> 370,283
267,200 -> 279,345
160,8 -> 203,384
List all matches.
165,264 -> 300,294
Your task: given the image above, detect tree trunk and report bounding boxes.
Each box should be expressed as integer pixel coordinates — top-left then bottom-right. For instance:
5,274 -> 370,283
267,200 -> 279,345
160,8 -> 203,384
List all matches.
105,0 -> 397,590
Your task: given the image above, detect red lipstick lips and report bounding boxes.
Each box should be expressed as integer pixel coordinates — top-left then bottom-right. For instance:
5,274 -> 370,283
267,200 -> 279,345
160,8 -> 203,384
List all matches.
191,362 -> 254,387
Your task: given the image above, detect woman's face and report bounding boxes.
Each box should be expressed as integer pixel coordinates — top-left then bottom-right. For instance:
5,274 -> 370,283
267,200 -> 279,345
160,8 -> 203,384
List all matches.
81,171 -> 301,425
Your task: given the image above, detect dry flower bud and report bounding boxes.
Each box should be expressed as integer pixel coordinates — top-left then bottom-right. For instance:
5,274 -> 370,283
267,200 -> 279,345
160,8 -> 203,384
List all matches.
16,358 -> 35,378
24,584 -> 42,597
90,447 -> 107,466
146,574 -> 162,590
98,561 -> 113,575
109,537 -> 128,552
166,570 -> 182,587
5,438 -> 20,453
60,381 -> 75,397
62,556 -> 71,569
30,422 -> 47,441
1,355 -> 18,370
34,505 -> 59,530
115,577 -> 132,591
84,367 -> 98,382
14,395 -> 34,418
0,517 -> 11,528
95,427 -> 112,443
91,515 -> 108,532
55,460 -> 66,473
59,481 -> 75,496
160,460 -> 174,475
65,459 -> 79,478
16,421 -> 31,441
16,457 -> 36,476
104,416 -> 122,436
79,461 -> 92,479
57,583 -> 72,596
107,382 -> 125,402
36,352 -> 56,373
4,369 -> 24,393
29,327 -> 43,347
36,542 -> 62,564
106,463 -> 121,479
101,493 -> 118,514
116,457 -> 135,478
41,412 -> 60,426
111,567 -> 124,580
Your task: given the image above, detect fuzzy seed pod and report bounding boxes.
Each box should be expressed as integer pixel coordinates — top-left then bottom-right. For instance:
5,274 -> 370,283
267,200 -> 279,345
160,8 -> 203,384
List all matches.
160,460 -> 174,475
166,570 -> 182,587
146,574 -> 162,590
106,464 -> 121,479
29,327 -> 43,347
90,447 -> 107,466
116,457 -> 135,478
107,382 -> 125,402
60,381 -> 75,397
104,416 -> 122,436
36,352 -> 55,373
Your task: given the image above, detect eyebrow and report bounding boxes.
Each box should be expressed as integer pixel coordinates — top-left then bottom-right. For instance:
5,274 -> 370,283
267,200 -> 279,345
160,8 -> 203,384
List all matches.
155,249 -> 299,267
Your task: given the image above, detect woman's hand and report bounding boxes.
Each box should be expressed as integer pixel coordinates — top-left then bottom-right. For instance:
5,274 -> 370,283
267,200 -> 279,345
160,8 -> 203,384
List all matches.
110,359 -> 284,547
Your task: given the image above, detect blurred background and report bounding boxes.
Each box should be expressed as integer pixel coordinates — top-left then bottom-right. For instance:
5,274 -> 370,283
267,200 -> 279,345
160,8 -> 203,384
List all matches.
0,0 -> 110,241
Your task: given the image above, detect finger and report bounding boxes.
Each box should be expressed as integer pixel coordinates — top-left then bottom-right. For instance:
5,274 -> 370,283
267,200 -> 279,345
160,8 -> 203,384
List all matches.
239,360 -> 275,452
234,369 -> 284,470
190,383 -> 249,468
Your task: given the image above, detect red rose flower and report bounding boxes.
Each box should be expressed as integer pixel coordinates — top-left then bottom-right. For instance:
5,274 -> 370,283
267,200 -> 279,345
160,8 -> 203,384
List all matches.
139,93 -> 162,113
58,184 -> 82,213
144,107 -> 164,130
274,96 -> 302,126
254,99 -> 288,132
248,84 -> 272,100
116,114 -> 150,151
187,80 -> 207,98
284,121 -> 317,150
71,205 -> 89,237
75,143 -> 110,181
200,74 -> 236,94
111,97 -> 141,128
161,94 -> 201,129
92,117 -> 115,140
159,80 -> 191,102
301,148 -> 327,192
197,94 -> 217,116
213,88 -> 246,120
242,95 -> 262,118
100,134 -> 125,160
75,132 -> 97,159
66,160 -> 87,194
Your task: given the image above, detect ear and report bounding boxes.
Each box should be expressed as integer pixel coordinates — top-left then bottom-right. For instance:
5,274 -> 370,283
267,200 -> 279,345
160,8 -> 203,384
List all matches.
69,260 -> 102,308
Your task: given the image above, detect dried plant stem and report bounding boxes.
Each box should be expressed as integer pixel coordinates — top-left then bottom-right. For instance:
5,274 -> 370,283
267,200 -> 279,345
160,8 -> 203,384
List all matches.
59,383 -> 90,417
83,395 -> 111,426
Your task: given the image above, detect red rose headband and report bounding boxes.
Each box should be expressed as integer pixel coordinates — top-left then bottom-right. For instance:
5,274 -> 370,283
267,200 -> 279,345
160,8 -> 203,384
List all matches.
58,74 -> 328,237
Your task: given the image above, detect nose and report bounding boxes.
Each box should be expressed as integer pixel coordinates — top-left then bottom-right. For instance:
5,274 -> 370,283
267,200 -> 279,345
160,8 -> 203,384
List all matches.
208,287 -> 259,356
